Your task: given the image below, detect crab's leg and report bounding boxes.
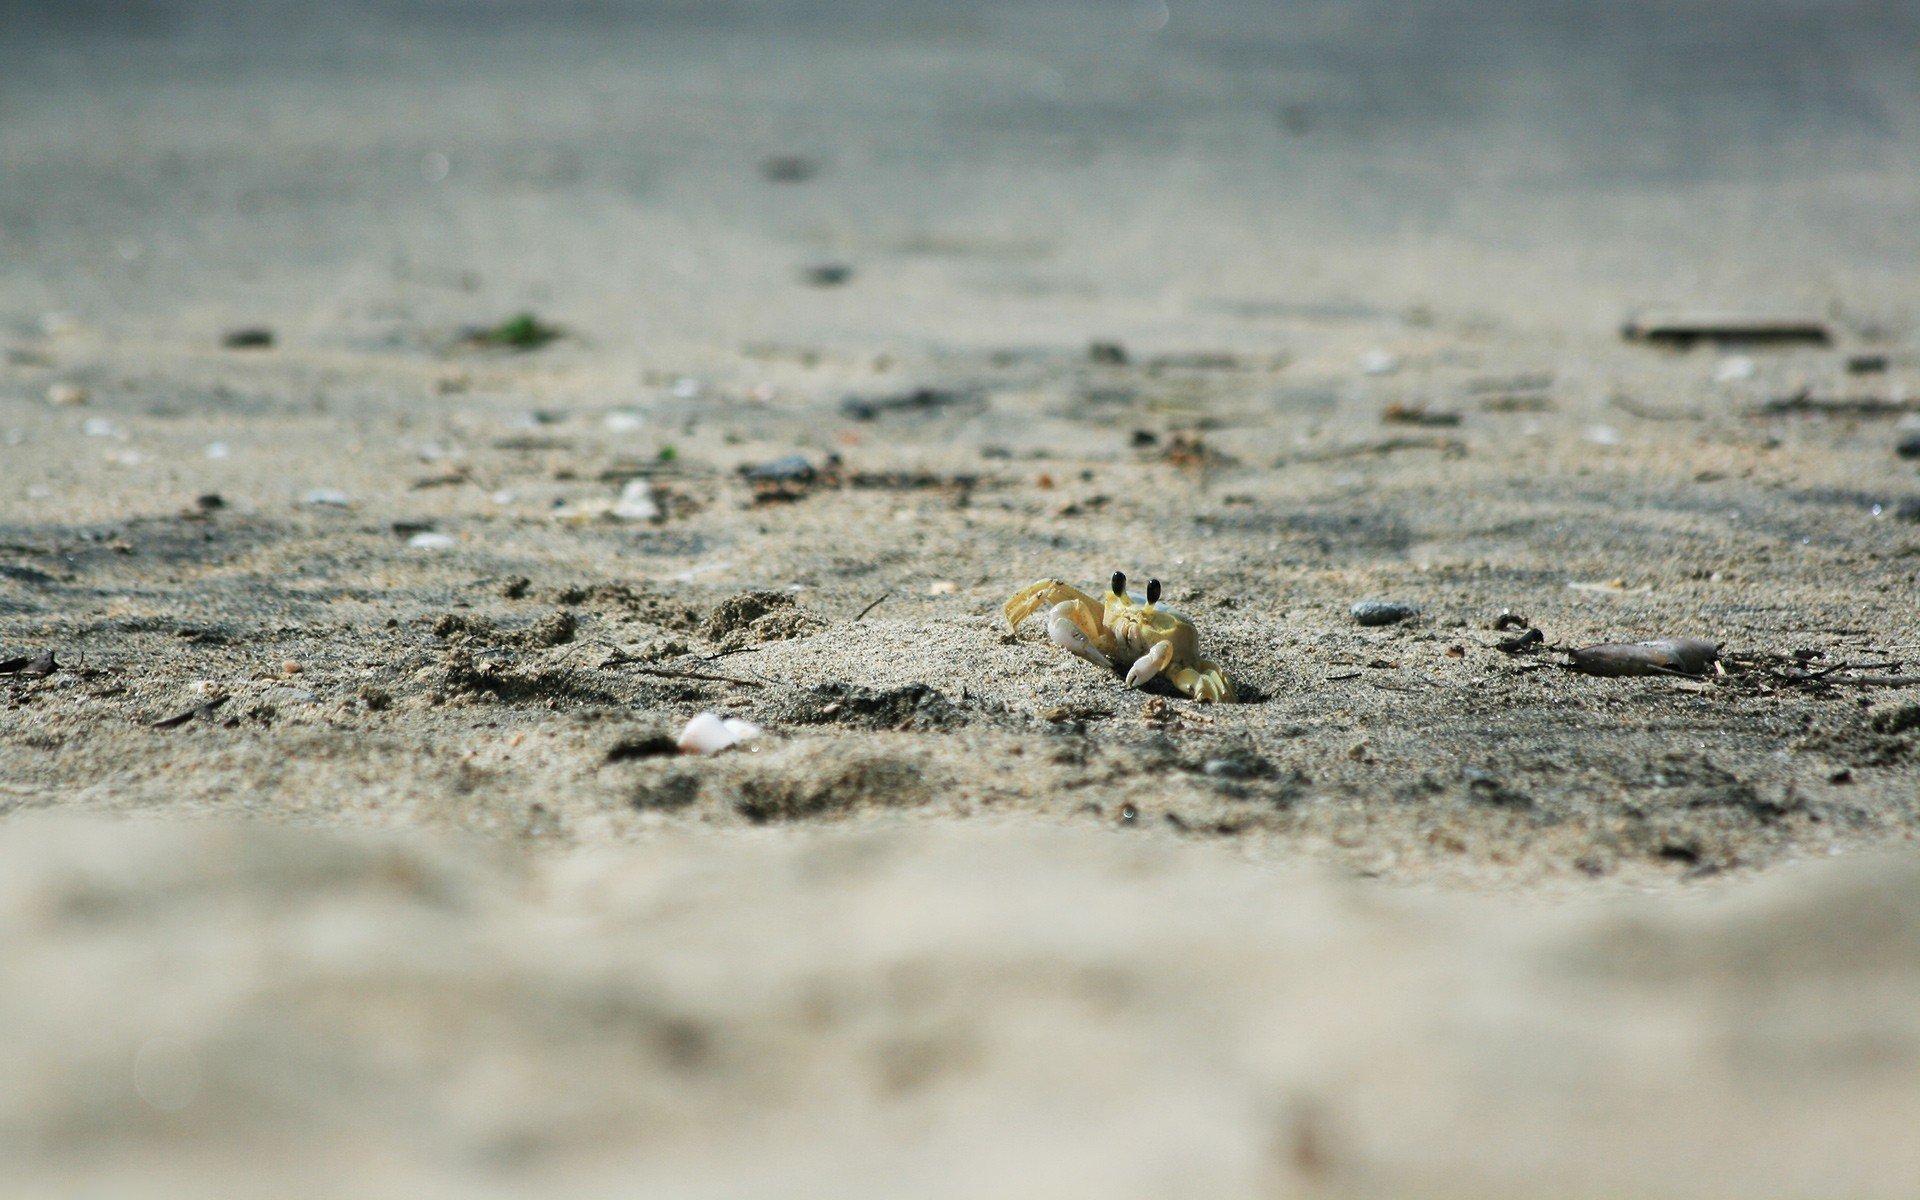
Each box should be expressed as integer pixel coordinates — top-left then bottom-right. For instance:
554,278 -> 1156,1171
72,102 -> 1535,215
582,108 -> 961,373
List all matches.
1124,639 -> 1174,689
1168,660 -> 1236,704
1004,580 -> 1104,634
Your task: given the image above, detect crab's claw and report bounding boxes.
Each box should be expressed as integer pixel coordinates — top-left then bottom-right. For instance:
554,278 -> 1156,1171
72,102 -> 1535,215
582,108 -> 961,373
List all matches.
1047,602 -> 1112,670
1124,640 -> 1174,689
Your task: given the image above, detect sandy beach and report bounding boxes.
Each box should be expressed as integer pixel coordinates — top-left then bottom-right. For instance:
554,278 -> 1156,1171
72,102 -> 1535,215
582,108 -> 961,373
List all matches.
5,1 -> 1920,1194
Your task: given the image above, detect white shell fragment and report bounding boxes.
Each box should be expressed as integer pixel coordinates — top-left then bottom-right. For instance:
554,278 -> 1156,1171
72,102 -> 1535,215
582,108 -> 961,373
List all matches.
612,479 -> 661,522
677,712 -> 762,755
408,531 -> 456,550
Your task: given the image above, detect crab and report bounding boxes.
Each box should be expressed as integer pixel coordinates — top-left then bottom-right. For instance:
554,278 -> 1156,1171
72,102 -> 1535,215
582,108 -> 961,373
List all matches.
1004,571 -> 1236,702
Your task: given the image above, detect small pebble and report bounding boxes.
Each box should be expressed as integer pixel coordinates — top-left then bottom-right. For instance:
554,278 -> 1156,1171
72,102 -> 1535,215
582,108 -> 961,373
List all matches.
204,441 -> 231,459
759,154 -> 818,183
1201,758 -> 1254,779
1357,350 -> 1400,376
927,580 -> 959,595
47,383 -> 88,407
1585,424 -> 1623,446
1351,600 -> 1419,626
221,327 -> 275,350
671,377 -> 702,400
281,660 -> 303,675
1896,432 -> 1920,460
82,417 -> 119,438
603,410 -> 646,433
1712,355 -> 1755,383
800,263 -> 853,287
301,488 -> 352,507
408,531 -> 457,550
742,454 -> 815,482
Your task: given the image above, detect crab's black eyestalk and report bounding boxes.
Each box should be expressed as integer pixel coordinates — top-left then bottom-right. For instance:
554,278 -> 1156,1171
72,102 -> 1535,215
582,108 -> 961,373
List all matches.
1111,571 -> 1126,597
1146,579 -> 1161,605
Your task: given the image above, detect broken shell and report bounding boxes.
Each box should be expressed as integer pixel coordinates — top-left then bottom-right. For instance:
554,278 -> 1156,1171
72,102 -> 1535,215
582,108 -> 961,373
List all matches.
611,479 -> 661,522
677,711 -> 762,755
1565,637 -> 1719,677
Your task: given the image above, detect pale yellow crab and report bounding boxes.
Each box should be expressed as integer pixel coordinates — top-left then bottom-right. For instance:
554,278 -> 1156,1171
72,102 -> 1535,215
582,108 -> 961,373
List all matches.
1004,571 -> 1236,702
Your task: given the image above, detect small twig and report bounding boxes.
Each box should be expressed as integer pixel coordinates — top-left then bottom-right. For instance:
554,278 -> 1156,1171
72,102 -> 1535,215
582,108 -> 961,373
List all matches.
151,695 -> 228,729
698,646 -> 762,662
1325,671 -> 1361,682
1823,675 -> 1920,688
1610,395 -> 1704,421
619,665 -> 765,688
853,592 -> 893,622
1799,660 -> 1904,681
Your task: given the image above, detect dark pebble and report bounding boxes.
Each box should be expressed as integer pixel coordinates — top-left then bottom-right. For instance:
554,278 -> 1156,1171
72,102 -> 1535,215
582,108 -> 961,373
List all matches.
801,263 -> 853,287
759,155 -> 818,183
222,326 -> 275,349
1896,433 -> 1920,460
741,454 -> 816,482
1350,600 -> 1418,626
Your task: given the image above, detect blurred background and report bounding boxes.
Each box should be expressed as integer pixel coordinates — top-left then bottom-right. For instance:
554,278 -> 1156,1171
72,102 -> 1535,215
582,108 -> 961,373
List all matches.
5,0 -> 1917,356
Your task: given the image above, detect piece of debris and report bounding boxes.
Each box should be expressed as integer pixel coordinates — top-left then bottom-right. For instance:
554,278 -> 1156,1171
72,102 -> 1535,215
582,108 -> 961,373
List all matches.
1756,391 -> 1920,419
301,488 -> 352,507
1357,350 -> 1400,376
1848,353 -> 1892,375
0,650 -> 57,677
460,312 -> 562,351
46,383 -> 87,407
1380,401 -> 1460,427
677,711 -> 762,755
1351,600 -> 1418,627
1154,431 -> 1236,469
151,694 -> 228,730
1565,638 -> 1719,678
1088,341 -> 1128,365
221,327 -> 275,349
408,531 -> 457,550
1492,611 -> 1529,631
838,387 -> 979,421
1146,351 -> 1239,371
1896,433 -> 1920,460
1496,627 -> 1544,654
800,263 -> 854,287
1478,393 -> 1555,413
1621,314 -> 1832,349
